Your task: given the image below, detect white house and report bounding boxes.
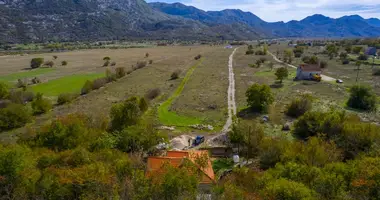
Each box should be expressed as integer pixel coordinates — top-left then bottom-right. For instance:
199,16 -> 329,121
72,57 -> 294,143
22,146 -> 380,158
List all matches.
296,64 -> 322,80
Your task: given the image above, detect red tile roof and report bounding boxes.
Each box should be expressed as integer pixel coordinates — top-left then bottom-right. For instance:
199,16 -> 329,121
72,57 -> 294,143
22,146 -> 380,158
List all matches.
146,150 -> 215,184
299,64 -> 321,72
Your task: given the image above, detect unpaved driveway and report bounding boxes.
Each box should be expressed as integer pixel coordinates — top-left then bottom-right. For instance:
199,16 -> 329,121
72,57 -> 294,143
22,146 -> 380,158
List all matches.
206,47 -> 239,146
268,51 -> 336,82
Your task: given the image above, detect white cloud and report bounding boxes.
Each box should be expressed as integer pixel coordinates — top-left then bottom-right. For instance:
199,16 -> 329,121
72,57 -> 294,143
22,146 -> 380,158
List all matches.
147,0 -> 380,22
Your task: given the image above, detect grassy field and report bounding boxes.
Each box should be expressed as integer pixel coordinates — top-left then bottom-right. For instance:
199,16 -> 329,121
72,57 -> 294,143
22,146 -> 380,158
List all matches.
0,68 -> 55,83
31,73 -> 104,96
158,59 -> 204,126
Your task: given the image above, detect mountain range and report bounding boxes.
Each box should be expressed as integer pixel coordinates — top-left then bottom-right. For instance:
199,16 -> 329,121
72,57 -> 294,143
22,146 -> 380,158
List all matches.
0,0 -> 379,43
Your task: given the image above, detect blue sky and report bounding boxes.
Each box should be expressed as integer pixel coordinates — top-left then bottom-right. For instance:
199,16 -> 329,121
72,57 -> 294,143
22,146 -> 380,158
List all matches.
146,0 -> 380,22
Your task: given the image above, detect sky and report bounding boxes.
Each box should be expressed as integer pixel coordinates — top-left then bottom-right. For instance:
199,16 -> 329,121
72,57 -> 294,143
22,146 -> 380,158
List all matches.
146,0 -> 380,22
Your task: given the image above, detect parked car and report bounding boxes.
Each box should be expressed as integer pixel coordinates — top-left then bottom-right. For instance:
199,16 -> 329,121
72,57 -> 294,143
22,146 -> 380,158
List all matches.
193,136 -> 205,146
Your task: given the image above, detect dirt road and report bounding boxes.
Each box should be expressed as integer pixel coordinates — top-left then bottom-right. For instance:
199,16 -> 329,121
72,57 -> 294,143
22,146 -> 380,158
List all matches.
268,51 -> 336,82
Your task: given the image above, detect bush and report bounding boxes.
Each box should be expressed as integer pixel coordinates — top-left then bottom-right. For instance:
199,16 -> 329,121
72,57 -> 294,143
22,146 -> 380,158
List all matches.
31,58 -> 44,69
57,93 -> 76,105
110,97 -> 142,131
53,56 -> 58,60
105,69 -> 117,82
0,103 -> 32,131
110,61 -> 116,66
347,85 -> 377,111
16,79 -> 27,89
246,84 -> 274,112
171,70 -> 181,80
139,97 -> 148,113
92,78 -> 108,90
115,67 -> 126,78
135,61 -> 147,70
145,88 -> 161,100
264,179 -> 314,200
286,95 -> 313,118
103,56 -> 111,61
31,77 -> 41,84
61,61 -> 68,66
44,60 -> 55,68
0,82 -> 9,99
145,53 -> 150,58
9,90 -> 34,104
358,53 -> 368,61
246,50 -> 254,55
259,57 -> 267,63
81,80 -> 93,95
149,60 -> 153,64
319,60 -> 328,69
255,50 -> 265,55
294,52 -> 302,58
31,93 -> 52,115
342,59 -> 350,65
194,54 -> 202,60
103,60 -> 110,67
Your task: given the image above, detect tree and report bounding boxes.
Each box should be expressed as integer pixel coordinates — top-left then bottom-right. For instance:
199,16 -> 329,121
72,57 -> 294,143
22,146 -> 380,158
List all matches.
30,58 -> 44,69
339,52 -> 348,60
347,85 -> 377,111
326,44 -> 339,59
284,49 -> 294,64
246,84 -> 274,112
0,82 -> 9,99
319,60 -> 328,69
61,61 -> 68,66
110,97 -> 142,131
275,67 -> 288,83
352,46 -> 363,54
31,93 -> 52,115
345,46 -> 352,53
138,97 -> 148,113
0,103 -> 32,131
286,94 -> 313,118
103,56 -> 111,61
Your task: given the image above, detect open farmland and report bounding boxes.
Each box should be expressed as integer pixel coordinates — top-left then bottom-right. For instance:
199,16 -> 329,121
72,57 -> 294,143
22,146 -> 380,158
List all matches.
0,45 -> 236,142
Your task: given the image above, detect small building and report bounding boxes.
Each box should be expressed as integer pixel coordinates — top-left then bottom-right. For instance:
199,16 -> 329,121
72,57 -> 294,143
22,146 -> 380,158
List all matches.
146,150 -> 215,185
366,47 -> 377,56
199,147 -> 233,158
296,64 -> 322,80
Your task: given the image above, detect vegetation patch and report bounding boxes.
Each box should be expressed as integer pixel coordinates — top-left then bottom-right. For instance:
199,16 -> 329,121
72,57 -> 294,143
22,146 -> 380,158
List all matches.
32,73 -> 104,96
158,59 -> 204,126
0,68 -> 55,83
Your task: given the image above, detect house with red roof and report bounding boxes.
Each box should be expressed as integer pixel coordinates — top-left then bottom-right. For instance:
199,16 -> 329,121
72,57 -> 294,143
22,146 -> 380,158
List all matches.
296,64 -> 322,80
146,150 -> 215,185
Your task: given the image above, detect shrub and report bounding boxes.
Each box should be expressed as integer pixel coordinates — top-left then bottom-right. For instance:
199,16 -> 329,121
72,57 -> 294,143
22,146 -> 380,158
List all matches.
135,61 -> 147,70
319,60 -> 328,69
115,67 -> 126,78
139,97 -> 149,113
255,50 -> 265,55
358,53 -> 368,61
0,82 -> 9,99
194,54 -> 202,60
294,52 -> 302,58
31,58 -> 44,69
110,61 -> 116,66
53,56 -> 58,60
149,60 -> 153,64
352,46 -> 363,54
342,59 -> 350,65
31,77 -> 41,84
246,84 -> 274,112
347,85 -> 377,111
105,69 -> 117,82
92,78 -> 108,90
103,56 -> 111,61
145,53 -> 149,58
31,93 -> 52,115
264,179 -> 314,200
81,80 -> 93,95
248,64 -> 257,68
16,79 -> 27,89
259,57 -> 267,63
145,88 -> 161,100
9,90 -> 34,104
171,70 -> 181,80
0,103 -> 32,132
246,50 -> 254,55
57,93 -> 76,105
126,69 -> 133,75
286,95 -> 313,118
103,60 -> 110,67
110,97 -> 142,131
44,60 -> 55,68
61,61 -> 68,66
